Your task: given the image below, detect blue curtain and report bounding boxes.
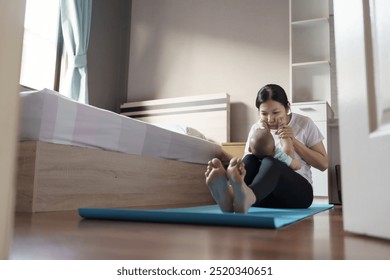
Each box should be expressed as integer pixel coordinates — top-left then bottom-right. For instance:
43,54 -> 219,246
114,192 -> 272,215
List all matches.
60,0 -> 92,104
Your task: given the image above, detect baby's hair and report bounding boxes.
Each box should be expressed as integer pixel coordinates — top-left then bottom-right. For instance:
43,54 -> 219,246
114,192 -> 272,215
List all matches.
250,128 -> 275,159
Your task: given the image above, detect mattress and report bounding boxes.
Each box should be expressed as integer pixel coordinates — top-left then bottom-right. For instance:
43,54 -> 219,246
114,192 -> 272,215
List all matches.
19,89 -> 222,164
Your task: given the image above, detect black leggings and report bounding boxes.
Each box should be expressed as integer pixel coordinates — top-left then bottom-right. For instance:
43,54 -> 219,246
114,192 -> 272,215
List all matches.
243,154 -> 313,208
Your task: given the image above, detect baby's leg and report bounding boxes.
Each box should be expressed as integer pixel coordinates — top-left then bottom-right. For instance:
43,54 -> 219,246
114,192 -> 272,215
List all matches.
205,158 -> 234,212
227,158 -> 256,213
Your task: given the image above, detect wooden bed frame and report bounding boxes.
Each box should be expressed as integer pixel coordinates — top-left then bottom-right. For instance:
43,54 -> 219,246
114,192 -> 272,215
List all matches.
16,93 -> 230,212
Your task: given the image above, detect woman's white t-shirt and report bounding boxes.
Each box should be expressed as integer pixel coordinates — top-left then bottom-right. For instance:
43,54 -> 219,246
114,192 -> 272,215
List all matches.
244,113 -> 324,184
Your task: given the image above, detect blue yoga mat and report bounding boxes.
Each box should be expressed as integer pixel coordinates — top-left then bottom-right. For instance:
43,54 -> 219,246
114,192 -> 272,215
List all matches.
78,204 -> 333,229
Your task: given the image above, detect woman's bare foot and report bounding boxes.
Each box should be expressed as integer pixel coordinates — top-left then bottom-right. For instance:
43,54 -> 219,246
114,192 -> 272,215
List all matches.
205,158 -> 234,212
227,157 -> 256,213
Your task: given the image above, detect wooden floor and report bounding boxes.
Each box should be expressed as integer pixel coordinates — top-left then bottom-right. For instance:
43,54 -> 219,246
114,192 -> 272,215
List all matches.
9,204 -> 390,260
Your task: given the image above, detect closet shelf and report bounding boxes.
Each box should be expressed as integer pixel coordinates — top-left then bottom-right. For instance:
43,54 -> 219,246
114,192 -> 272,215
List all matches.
292,60 -> 330,68
292,17 -> 329,26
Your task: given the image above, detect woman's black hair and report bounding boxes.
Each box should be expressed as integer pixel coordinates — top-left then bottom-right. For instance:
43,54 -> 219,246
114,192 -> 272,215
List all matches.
255,84 -> 290,110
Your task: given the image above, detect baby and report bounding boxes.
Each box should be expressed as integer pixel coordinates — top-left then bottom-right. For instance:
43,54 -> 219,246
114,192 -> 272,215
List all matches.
249,128 -> 301,170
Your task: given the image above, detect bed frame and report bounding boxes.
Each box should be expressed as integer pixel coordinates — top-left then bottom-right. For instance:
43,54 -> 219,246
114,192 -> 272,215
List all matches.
120,93 -> 230,144
16,93 -> 230,212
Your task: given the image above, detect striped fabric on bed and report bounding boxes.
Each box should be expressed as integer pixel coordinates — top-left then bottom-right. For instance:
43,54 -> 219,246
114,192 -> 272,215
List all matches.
19,89 -> 222,164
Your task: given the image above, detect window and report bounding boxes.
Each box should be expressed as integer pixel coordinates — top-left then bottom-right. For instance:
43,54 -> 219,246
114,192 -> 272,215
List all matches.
20,0 -> 61,90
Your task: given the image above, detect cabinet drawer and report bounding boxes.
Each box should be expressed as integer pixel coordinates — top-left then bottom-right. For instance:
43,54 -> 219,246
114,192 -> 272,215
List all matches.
290,102 -> 333,121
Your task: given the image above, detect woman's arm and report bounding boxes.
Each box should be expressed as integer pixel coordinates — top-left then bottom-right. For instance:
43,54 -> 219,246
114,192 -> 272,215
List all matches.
292,139 -> 328,171
277,124 -> 328,171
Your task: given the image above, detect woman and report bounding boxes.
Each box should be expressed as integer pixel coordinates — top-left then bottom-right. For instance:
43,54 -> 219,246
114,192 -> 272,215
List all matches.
205,84 -> 328,213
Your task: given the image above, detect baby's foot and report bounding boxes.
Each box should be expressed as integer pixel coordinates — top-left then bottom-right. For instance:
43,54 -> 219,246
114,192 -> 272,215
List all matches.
227,158 -> 256,213
205,158 -> 234,212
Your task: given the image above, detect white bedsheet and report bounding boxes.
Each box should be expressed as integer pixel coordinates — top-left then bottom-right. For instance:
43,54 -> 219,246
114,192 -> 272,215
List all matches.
19,89 -> 222,164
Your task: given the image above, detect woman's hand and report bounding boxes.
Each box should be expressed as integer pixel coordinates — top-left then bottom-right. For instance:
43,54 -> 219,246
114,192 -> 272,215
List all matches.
276,126 -> 294,139
259,120 -> 270,130
276,117 -> 294,140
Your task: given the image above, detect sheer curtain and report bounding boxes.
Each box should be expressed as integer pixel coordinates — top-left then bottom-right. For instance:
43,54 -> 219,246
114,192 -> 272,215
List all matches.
60,0 -> 92,104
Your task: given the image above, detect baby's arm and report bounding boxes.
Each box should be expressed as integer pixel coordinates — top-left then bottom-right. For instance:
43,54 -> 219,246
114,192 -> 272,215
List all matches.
277,118 -> 295,158
275,148 -> 301,170
280,136 -> 294,158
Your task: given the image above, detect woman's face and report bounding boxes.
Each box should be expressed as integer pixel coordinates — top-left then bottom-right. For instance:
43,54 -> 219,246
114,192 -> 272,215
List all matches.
259,100 -> 289,129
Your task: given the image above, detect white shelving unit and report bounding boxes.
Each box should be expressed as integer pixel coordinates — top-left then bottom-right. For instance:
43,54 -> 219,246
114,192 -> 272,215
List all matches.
290,0 -> 336,197
290,101 -> 333,197
290,0 -> 332,105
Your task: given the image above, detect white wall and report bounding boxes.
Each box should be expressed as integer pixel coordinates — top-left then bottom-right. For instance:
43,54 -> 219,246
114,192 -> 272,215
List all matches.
127,0 -> 289,141
0,0 -> 26,259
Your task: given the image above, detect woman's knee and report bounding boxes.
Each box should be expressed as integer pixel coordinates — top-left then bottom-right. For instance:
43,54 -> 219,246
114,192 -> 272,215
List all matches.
242,154 -> 259,165
259,156 -> 285,173
242,154 -> 261,172
242,154 -> 261,185
261,156 -> 282,165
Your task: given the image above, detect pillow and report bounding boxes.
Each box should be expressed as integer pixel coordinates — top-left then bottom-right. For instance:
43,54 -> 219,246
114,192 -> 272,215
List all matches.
185,126 -> 207,140
154,123 -> 207,140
